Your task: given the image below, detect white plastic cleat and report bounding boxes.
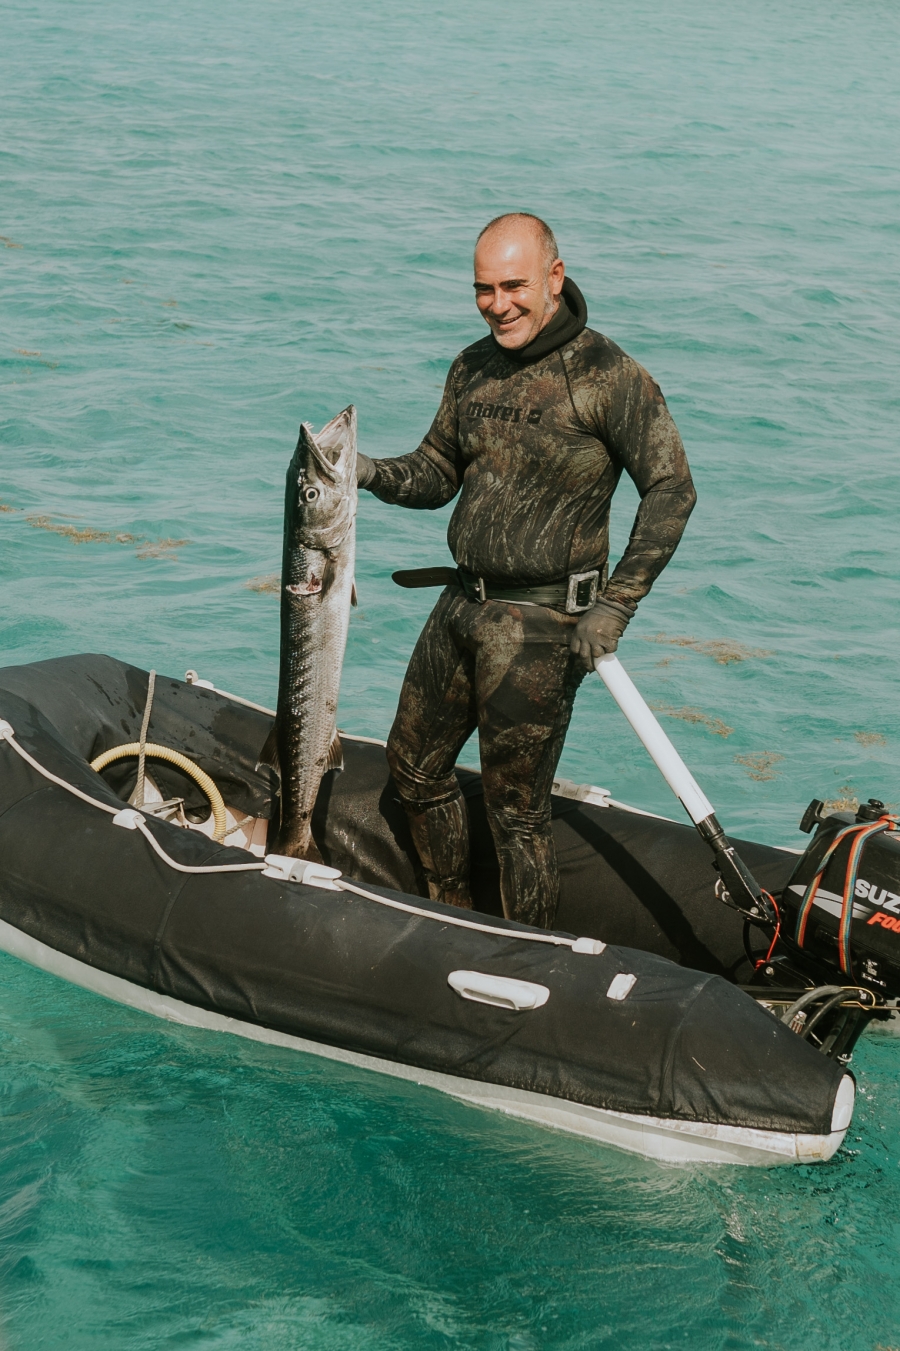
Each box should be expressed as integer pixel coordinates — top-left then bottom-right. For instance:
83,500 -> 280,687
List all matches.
184,670 -> 215,690
606,972 -> 637,1001
552,777 -> 612,808
572,936 -> 606,954
262,854 -> 343,890
112,808 -> 144,830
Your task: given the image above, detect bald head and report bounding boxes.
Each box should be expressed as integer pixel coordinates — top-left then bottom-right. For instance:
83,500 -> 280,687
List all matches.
477,213 -> 559,270
473,214 -> 565,350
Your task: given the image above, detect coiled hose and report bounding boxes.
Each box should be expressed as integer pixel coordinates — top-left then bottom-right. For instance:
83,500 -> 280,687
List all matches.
90,743 -> 227,842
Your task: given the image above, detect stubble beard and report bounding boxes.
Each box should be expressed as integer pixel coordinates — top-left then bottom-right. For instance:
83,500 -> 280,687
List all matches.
494,275 -> 557,350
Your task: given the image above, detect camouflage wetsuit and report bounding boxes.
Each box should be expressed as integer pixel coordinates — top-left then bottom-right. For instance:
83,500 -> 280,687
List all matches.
362,278 -> 696,927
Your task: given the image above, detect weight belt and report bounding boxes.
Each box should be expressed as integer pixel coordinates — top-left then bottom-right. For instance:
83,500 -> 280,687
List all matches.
391,566 -> 599,615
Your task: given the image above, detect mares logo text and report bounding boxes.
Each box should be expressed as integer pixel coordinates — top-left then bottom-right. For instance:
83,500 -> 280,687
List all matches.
465,402 -> 542,424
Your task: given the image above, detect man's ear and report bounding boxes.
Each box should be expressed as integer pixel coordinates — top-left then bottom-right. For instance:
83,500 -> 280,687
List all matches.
549,257 -> 565,299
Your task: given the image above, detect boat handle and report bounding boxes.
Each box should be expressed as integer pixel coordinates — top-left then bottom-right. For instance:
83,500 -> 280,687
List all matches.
448,970 -> 550,1011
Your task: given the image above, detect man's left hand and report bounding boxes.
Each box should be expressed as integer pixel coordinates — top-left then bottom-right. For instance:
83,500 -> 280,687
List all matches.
569,597 -> 636,670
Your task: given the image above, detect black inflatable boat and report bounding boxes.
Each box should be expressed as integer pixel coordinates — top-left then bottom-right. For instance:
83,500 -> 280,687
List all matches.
0,654 -> 862,1165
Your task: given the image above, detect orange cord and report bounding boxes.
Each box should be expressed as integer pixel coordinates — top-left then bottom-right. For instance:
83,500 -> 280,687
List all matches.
754,890 -> 781,970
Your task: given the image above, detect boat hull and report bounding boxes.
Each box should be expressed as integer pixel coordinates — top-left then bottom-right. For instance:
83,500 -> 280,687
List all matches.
0,915 -> 851,1166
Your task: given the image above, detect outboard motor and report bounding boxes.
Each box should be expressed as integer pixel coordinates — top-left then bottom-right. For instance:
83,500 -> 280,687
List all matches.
779,798 -> 900,997
747,797 -> 900,1063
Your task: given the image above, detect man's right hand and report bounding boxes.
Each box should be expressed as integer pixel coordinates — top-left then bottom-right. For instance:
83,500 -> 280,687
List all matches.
356,453 -> 375,487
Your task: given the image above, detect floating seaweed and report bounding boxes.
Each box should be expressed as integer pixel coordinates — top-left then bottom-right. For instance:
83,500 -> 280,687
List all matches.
646,633 -> 773,665
649,701 -> 733,738
734,752 -> 784,781
135,538 -> 190,560
854,731 -> 887,748
824,786 -> 859,813
27,517 -> 122,545
15,349 -> 58,369
0,236 -> 23,249
0,502 -> 18,513
26,514 -> 188,560
245,573 -> 280,594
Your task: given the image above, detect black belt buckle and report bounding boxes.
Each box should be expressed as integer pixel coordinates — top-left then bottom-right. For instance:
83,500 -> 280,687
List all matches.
474,575 -> 487,604
566,570 -> 599,614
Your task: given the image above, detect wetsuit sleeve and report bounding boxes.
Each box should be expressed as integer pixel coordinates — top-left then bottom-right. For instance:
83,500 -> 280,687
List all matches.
364,363 -> 465,510
598,359 -> 697,606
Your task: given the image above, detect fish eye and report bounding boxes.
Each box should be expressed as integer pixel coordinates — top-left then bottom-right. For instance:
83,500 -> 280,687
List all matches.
303,486 -> 320,503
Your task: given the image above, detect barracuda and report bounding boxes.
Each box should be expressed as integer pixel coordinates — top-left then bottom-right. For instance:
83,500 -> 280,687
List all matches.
264,406 -> 358,860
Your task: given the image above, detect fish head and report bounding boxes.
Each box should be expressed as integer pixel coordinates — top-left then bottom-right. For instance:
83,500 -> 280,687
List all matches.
289,405 -> 358,551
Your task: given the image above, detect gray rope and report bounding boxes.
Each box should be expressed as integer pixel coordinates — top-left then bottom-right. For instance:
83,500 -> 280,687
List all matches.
134,670 -> 156,808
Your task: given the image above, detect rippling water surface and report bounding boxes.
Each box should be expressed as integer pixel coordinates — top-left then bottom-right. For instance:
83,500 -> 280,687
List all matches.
2,0 -> 900,1345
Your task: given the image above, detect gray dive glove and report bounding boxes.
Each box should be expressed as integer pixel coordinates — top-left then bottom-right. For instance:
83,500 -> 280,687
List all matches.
356,453 -> 376,488
569,596 -> 636,670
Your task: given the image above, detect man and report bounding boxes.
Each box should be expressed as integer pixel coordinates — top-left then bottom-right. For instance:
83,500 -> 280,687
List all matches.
356,214 -> 696,928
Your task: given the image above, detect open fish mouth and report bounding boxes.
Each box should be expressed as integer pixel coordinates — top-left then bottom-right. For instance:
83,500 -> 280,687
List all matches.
291,406 -> 358,554
300,406 -> 357,481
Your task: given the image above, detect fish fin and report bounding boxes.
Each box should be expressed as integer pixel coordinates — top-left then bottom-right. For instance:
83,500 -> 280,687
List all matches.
325,729 -> 344,774
258,725 -> 280,778
351,580 -> 358,607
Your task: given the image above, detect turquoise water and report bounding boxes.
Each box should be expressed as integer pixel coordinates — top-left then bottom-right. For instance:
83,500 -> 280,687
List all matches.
2,0 -> 900,1344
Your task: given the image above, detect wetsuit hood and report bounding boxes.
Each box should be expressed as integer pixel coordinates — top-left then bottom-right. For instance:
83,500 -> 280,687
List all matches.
497,276 -> 588,365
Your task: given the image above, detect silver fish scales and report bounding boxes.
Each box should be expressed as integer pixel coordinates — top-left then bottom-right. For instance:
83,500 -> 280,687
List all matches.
266,406 -> 358,860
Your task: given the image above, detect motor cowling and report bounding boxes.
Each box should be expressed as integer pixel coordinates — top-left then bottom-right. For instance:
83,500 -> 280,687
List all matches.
780,802 -> 900,998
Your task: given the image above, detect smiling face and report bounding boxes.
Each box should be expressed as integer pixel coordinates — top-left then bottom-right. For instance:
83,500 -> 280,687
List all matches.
473,221 -> 565,350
